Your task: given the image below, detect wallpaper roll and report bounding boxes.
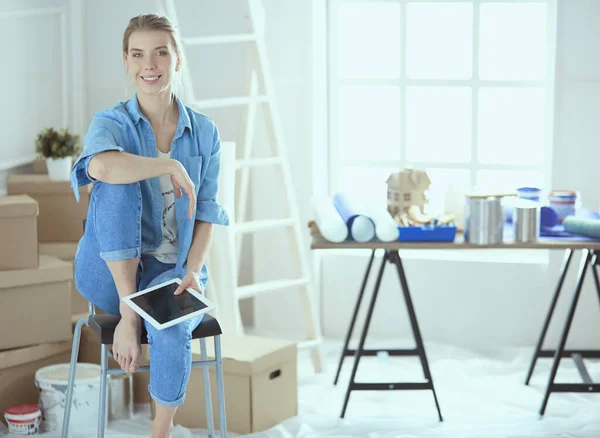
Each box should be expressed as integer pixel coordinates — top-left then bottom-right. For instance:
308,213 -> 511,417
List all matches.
363,204 -> 400,242
311,195 -> 348,243
332,193 -> 375,242
563,217 -> 600,239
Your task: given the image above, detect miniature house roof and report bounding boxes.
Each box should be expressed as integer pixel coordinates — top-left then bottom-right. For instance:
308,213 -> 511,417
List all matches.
386,169 -> 431,190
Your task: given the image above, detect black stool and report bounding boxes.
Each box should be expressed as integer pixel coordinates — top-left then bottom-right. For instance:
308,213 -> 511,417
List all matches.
62,305 -> 227,437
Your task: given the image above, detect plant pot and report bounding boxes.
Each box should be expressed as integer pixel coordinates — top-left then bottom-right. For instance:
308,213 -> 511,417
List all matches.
46,157 -> 72,181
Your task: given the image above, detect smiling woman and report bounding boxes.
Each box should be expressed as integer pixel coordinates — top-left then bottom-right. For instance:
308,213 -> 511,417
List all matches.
122,15 -> 183,98
69,13 -> 229,438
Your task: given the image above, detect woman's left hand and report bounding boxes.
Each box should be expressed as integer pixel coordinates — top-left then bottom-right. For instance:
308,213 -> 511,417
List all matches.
174,271 -> 203,295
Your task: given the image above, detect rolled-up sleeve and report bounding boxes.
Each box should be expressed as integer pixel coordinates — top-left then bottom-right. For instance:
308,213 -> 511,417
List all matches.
195,125 -> 230,226
70,113 -> 124,201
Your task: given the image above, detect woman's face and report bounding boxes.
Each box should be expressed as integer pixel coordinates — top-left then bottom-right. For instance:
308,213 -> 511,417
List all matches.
124,30 -> 179,96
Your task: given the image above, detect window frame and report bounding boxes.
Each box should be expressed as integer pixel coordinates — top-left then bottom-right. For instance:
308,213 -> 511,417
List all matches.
326,0 -> 558,202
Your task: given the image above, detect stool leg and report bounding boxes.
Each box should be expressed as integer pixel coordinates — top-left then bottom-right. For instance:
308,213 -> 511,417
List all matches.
61,317 -> 87,438
97,344 -> 109,438
214,336 -> 228,438
200,338 -> 215,438
127,372 -> 134,418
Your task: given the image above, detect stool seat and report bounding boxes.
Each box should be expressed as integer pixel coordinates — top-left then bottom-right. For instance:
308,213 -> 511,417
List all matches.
87,314 -> 223,345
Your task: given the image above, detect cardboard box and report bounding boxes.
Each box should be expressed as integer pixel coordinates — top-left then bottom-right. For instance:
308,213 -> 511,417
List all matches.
7,174 -> 90,242
0,195 -> 39,270
171,333 -> 297,434
74,320 -> 151,405
39,242 -> 88,315
0,341 -> 72,426
33,157 -> 76,174
0,254 -> 73,350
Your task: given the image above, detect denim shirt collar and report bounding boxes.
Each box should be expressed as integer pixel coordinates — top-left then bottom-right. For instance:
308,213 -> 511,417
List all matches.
124,93 -> 194,139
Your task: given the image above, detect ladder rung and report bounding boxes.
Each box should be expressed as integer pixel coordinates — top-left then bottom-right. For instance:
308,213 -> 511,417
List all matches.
299,338 -> 323,349
182,33 -> 257,45
236,218 -> 295,234
192,95 -> 268,109
235,157 -> 281,170
237,277 -> 310,299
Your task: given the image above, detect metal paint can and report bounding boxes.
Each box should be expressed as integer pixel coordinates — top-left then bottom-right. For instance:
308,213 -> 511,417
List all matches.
514,200 -> 540,243
464,196 -> 504,245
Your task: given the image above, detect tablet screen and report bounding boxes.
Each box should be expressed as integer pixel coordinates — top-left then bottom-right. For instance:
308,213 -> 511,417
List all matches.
129,282 -> 208,325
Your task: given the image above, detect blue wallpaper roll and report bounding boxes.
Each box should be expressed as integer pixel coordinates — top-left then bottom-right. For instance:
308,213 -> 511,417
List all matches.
332,193 -> 376,242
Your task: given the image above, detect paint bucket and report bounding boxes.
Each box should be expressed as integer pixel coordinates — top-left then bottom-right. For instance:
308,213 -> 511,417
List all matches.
516,187 -> 542,202
34,363 -> 103,433
513,199 -> 540,243
549,190 -> 578,222
4,404 -> 42,435
464,196 -> 504,245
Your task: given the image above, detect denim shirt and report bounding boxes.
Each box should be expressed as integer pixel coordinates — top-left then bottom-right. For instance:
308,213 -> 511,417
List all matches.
70,93 -> 230,281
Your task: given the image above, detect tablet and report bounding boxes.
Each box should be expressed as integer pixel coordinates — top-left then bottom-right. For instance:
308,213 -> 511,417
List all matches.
121,278 -> 215,331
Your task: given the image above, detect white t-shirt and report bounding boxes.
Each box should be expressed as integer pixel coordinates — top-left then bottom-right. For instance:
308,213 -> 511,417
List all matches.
144,149 -> 179,264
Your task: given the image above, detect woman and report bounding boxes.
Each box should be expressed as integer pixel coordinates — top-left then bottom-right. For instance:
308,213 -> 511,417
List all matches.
70,14 -> 229,438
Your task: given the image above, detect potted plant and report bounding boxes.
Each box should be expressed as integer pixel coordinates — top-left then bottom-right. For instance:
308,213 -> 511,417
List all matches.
35,127 -> 82,181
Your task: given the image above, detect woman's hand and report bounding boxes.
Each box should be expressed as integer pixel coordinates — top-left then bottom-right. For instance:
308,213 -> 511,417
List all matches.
174,270 -> 203,296
168,159 -> 196,219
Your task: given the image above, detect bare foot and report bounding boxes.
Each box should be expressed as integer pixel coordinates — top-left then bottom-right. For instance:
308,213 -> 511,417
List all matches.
112,312 -> 142,373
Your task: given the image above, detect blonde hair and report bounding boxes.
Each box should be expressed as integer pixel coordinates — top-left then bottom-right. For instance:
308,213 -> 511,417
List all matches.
122,14 -> 183,99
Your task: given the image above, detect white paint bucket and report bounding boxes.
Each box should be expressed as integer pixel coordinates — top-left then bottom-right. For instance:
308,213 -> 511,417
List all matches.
34,363 -> 104,433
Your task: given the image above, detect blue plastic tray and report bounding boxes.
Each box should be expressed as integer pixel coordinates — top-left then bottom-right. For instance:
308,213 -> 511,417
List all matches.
397,224 -> 457,242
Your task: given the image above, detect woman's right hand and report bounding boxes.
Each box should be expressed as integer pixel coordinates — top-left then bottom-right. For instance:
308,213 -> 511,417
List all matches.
168,159 -> 196,220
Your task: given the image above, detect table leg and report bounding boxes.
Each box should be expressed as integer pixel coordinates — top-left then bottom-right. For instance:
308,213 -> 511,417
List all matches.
590,251 -> 600,308
334,249 -> 377,385
340,251 -> 387,418
539,249 -> 592,416
525,249 -> 574,385
389,250 -> 443,422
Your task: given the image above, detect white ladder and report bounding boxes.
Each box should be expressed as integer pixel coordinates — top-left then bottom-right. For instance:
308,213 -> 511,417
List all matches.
158,0 -> 323,372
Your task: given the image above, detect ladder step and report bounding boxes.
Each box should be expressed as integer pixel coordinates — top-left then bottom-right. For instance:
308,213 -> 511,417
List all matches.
237,277 -> 311,299
192,95 -> 268,109
236,218 -> 295,234
235,157 -> 281,170
299,338 -> 323,349
182,33 -> 257,46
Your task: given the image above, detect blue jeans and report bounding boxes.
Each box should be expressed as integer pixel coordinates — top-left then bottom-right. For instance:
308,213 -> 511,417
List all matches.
74,181 -> 201,407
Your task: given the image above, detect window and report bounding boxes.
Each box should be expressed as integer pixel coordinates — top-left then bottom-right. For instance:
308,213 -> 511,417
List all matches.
328,0 -> 556,216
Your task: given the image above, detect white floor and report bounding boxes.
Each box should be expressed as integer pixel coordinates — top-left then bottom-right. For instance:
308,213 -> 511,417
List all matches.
2,339 -> 599,438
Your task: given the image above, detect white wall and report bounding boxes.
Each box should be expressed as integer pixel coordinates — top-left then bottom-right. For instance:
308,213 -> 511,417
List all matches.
0,0 -> 84,194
